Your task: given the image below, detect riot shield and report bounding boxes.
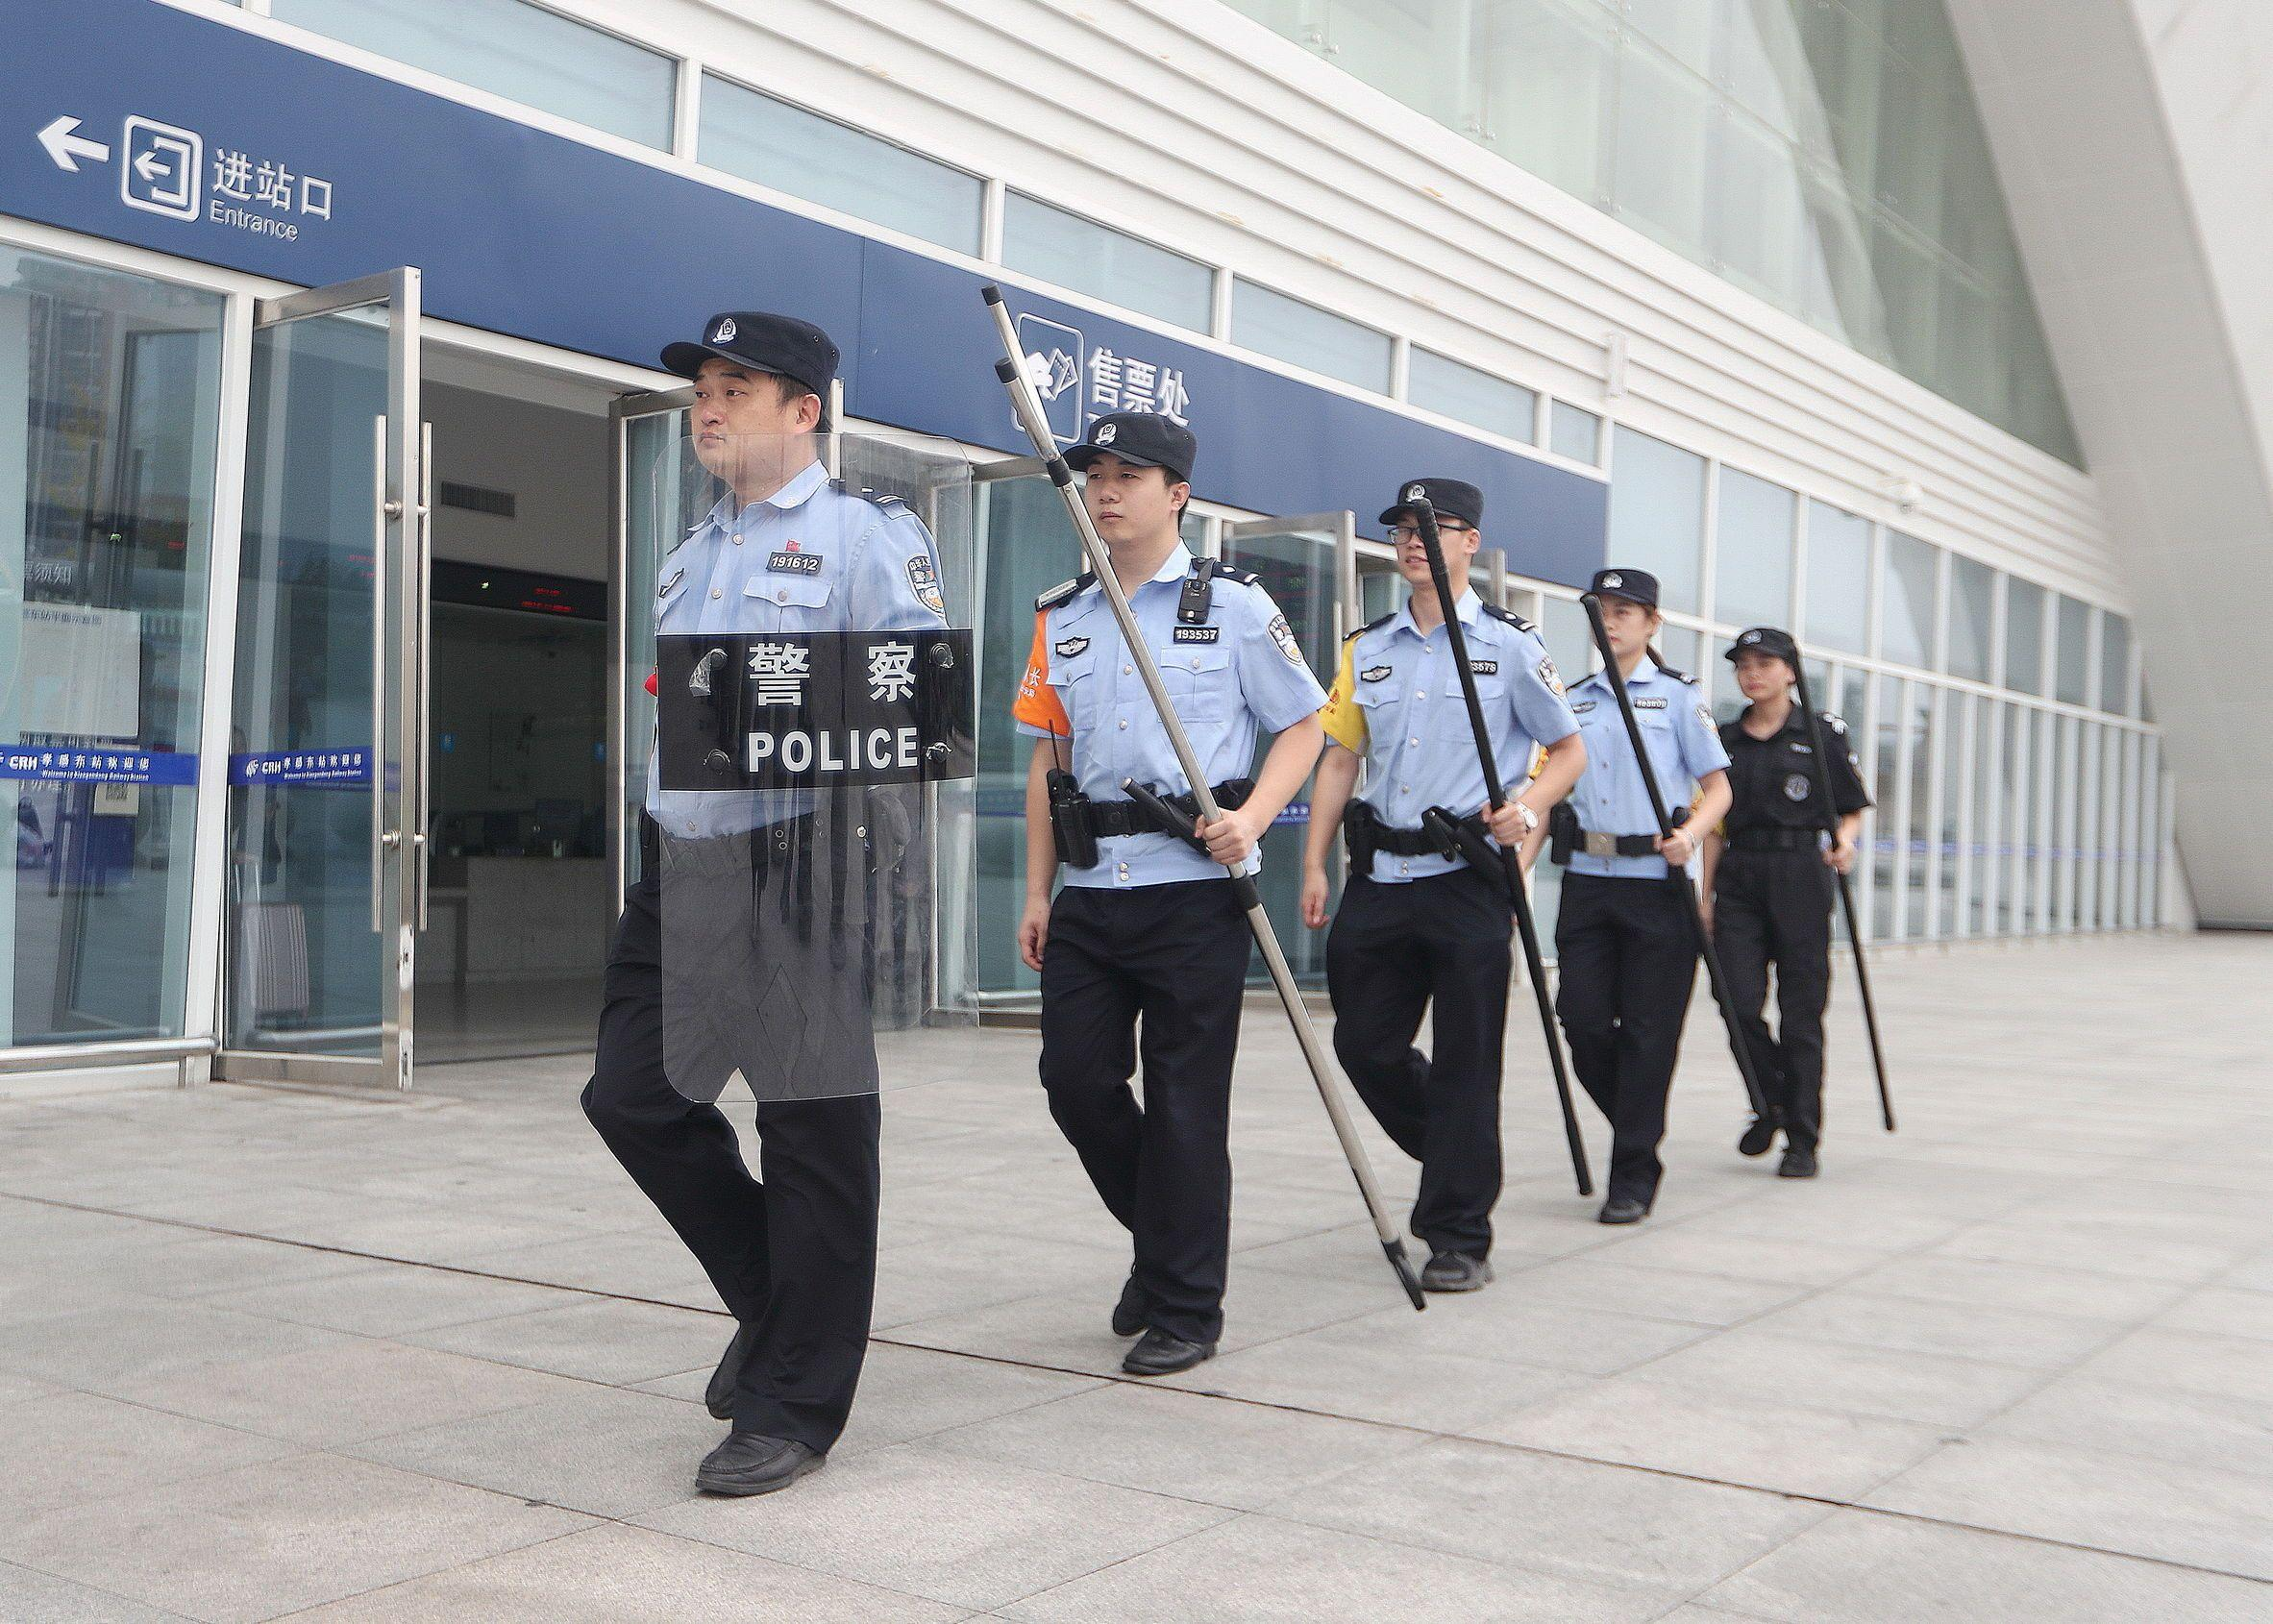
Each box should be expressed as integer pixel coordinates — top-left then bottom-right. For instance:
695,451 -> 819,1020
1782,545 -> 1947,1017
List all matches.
646,431 -> 977,1104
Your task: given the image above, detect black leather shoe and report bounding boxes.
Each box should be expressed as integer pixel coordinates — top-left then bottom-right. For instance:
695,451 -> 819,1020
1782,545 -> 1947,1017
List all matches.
1110,1271 -> 1149,1338
1738,1117 -> 1777,1157
1421,1251 -> 1494,1292
1122,1327 -> 1216,1376
1597,1196 -> 1650,1224
696,1432 -> 823,1496
704,1321 -> 759,1422
1778,1148 -> 1819,1178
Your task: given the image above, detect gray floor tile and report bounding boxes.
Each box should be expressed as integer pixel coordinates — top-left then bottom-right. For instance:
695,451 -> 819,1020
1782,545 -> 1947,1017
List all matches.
0,1453 -> 591,1624
1628,1324 -> 2052,1429
634,1442 -> 1232,1612
1865,1435 -> 2273,1581
1268,1435 -> 1831,1601
929,1380 -> 1416,1510
2076,1324 -> 2273,1406
997,1513 -> 1661,1622
0,1559 -> 190,1623
1706,1506 -> 2273,1622
1490,1253 -> 1814,1328
1844,1250 -> 2186,1323
209,1262 -> 578,1339
401,1296 -> 729,1387
274,1521 -> 964,1622
1984,1373 -> 2273,1479
2157,1285 -> 2273,1343
0,1298 -> 357,1398
344,1384 -> 722,1521
0,1391 -> 296,1520
1740,1288 -> 2126,1371
1478,1375 -> 1947,1501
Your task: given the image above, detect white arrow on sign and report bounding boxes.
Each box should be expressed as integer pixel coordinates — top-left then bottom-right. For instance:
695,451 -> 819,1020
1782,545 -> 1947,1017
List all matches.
133,150 -> 170,184
38,115 -> 110,173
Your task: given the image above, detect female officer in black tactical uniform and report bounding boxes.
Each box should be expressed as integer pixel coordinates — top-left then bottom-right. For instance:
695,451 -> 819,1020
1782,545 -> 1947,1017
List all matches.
1698,627 -> 1870,1179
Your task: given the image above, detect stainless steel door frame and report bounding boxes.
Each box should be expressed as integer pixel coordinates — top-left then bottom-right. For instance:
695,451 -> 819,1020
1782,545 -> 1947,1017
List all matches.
606,386 -> 695,906
218,269 -> 427,1091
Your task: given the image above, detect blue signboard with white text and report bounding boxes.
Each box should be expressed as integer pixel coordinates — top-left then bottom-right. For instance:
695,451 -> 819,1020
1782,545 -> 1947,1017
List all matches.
0,0 -> 1607,584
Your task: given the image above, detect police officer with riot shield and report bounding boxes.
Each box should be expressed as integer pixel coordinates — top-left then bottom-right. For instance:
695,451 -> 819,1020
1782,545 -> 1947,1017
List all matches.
1012,410 -> 1328,1376
1699,626 -> 1871,1178
581,310 -> 956,1497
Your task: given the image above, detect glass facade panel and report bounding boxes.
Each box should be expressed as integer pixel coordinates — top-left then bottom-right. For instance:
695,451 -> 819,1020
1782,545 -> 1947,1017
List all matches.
1713,466 -> 1794,630
1946,554 -> 1992,681
1,249 -> 221,1046
275,0 -> 675,149
1903,682 -> 1934,939
1549,401 -> 1601,463
1002,193 -> 1214,332
2053,714 -> 2079,929
1869,674 -> 1901,941
2004,576 -> 2045,695
1607,428 -> 1705,612
1880,530 -> 1938,668
1997,703 -> 2027,934
1804,499 -> 1870,653
2054,593 -> 2091,707
700,74 -> 983,255
1231,282 -> 1393,392
1539,595 -> 1595,683
1407,348 -> 1537,444
2100,612 -> 2133,716
1233,0 -> 2085,463
1968,693 -> 1997,935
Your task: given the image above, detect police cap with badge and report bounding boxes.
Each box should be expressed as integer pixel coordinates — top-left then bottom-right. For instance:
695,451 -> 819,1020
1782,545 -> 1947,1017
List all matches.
1589,567 -> 1660,608
1065,411 -> 1198,484
1726,626 -> 1800,667
1379,478 -> 1483,530
661,309 -> 839,399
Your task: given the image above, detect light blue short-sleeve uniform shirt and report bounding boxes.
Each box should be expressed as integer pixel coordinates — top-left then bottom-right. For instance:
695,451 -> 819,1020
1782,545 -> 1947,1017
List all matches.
1562,657 -> 1731,879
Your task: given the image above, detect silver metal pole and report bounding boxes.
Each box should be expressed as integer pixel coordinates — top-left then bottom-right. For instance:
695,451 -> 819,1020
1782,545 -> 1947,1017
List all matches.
983,286 -> 1423,1310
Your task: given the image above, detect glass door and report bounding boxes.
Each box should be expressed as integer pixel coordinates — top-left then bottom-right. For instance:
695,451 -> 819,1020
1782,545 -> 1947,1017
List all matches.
606,385 -> 695,903
221,271 -> 425,1087
1223,510 -> 1354,989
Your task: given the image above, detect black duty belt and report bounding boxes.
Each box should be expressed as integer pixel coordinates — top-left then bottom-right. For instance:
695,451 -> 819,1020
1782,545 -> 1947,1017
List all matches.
1728,825 -> 1823,853
1573,827 -> 1662,859
1078,778 -> 1252,839
1371,821 -> 1451,857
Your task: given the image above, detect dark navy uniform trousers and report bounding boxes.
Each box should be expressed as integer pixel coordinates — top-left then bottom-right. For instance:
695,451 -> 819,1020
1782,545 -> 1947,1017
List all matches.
1553,870 -> 1699,1206
1325,866 -> 1513,1259
1039,879 -> 1251,1345
581,815 -> 877,1454
1712,849 -> 1835,1153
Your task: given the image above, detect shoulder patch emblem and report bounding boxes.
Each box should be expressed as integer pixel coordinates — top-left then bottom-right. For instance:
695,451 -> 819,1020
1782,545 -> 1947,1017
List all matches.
1267,613 -> 1304,664
1536,655 -> 1563,695
904,554 -> 946,617
1361,664 -> 1394,683
1696,703 -> 1714,726
1053,635 -> 1091,659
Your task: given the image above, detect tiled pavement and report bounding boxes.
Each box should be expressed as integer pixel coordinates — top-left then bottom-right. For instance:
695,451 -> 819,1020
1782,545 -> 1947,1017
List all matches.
0,932 -> 2268,1620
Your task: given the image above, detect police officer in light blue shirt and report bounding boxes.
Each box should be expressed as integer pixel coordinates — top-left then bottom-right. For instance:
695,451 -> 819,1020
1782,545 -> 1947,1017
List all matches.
584,309 -> 944,1501
1301,478 -> 1585,1291
1012,410 -> 1327,1377
1547,567 -> 1734,1223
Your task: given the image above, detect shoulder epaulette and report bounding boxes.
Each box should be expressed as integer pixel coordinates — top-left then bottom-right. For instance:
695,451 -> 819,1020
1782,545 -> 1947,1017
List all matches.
1203,559 -> 1262,588
1344,611 -> 1395,643
1481,603 -> 1538,633
1036,573 -> 1094,611
1818,712 -> 1849,736
829,479 -> 916,519
1659,664 -> 1697,685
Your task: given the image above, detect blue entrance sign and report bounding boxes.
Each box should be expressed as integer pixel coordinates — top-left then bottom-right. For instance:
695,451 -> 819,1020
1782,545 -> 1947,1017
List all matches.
0,0 -> 1606,586
1,747 -> 197,786
227,748 -> 371,786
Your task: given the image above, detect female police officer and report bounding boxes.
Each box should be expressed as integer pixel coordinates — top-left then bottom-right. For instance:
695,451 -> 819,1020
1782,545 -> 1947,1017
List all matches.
1299,478 -> 1583,1292
1549,569 -> 1731,1222
1011,411 -> 1326,1376
1698,626 -> 1869,1179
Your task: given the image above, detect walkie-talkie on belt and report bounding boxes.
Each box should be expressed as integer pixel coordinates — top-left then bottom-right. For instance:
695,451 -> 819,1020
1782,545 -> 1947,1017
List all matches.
1045,724 -> 1099,870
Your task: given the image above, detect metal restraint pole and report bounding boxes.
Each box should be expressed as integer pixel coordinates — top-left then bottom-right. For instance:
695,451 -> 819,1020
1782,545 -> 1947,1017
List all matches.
983,285 -> 1424,1311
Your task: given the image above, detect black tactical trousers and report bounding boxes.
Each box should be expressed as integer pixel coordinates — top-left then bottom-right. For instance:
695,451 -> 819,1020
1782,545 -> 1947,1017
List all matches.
1712,849 -> 1835,1153
1553,871 -> 1699,1206
1038,879 -> 1251,1345
1325,866 -> 1513,1259
581,819 -> 878,1454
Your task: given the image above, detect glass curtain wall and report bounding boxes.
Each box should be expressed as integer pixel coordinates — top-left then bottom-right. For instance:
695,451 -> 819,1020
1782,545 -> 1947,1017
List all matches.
1230,0 -> 2083,464
1,248 -> 223,1047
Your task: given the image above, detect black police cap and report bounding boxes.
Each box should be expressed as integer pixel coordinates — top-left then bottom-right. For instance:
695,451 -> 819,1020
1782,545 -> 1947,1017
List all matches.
660,310 -> 838,401
1379,478 -> 1483,530
1064,411 -> 1198,483
1589,567 -> 1660,608
1727,626 -> 1801,665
